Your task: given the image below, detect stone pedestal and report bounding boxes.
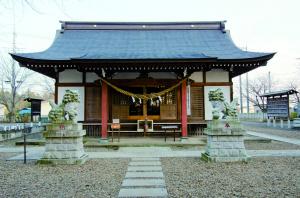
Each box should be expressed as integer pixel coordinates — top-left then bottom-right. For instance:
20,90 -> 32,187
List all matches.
37,123 -> 88,165
201,120 -> 249,162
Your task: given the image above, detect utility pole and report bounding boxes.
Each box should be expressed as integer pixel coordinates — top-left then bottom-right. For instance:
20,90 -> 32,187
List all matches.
239,75 -> 243,113
11,2 -> 17,122
246,72 -> 250,114
243,45 -> 250,114
268,71 -> 271,92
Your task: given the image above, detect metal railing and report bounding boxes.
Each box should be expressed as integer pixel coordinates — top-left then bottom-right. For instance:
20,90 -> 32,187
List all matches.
238,113 -> 267,121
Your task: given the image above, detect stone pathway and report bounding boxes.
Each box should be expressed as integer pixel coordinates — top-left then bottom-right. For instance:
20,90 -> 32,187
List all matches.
247,131 -> 300,145
118,157 -> 168,198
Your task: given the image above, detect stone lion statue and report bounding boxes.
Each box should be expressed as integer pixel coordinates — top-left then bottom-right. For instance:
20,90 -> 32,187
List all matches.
48,90 -> 80,123
222,99 -> 238,119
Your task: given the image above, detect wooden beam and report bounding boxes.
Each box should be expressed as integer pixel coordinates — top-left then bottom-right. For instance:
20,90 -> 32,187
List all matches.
229,71 -> 233,101
191,82 -> 232,86
101,81 -> 108,139
54,83 -> 58,104
181,80 -> 188,137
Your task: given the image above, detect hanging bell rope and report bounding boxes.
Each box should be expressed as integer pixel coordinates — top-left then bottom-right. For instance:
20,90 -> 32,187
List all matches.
99,77 -> 187,101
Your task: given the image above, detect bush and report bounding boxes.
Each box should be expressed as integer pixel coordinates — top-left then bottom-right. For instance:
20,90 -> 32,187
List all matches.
290,112 -> 298,120
21,113 -> 31,123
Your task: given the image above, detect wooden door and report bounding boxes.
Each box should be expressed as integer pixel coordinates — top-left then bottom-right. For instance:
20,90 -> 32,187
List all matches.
85,86 -> 101,122
160,90 -> 177,120
189,86 -> 204,120
111,89 -> 130,120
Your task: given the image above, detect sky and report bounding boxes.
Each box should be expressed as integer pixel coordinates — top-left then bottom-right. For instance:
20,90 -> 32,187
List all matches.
0,0 -> 299,95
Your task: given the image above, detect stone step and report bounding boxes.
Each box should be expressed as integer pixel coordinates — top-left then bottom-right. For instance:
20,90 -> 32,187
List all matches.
122,179 -> 165,187
131,158 -> 160,161
129,161 -> 161,166
118,187 -> 168,198
125,171 -> 164,178
128,166 -> 162,172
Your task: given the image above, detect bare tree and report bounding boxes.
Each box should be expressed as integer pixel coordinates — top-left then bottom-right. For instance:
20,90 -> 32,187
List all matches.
41,76 -> 55,100
242,75 -> 272,113
0,56 -> 32,122
288,82 -> 300,104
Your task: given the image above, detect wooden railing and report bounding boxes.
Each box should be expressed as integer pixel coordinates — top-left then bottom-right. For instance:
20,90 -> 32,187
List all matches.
82,121 -> 207,137
82,123 -> 101,137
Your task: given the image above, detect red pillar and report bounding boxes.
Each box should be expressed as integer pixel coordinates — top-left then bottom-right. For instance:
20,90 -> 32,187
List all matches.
101,81 -> 108,139
181,80 -> 188,137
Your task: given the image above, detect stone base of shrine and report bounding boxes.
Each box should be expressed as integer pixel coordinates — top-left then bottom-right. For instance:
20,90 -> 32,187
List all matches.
201,120 -> 250,162
37,123 -> 88,165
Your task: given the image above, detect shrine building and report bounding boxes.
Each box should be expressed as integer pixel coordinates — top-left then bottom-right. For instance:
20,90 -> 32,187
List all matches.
11,21 -> 274,140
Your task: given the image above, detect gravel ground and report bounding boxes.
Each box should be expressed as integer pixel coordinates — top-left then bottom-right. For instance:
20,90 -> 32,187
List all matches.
243,125 -> 300,139
0,158 -> 129,198
162,157 -> 300,198
245,141 -> 300,150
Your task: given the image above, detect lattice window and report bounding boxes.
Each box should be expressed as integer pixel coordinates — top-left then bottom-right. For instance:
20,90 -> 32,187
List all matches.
161,90 -> 176,105
112,90 -> 130,105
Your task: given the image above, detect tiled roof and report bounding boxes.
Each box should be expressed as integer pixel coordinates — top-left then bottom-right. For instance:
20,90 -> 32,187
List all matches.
12,21 -> 273,61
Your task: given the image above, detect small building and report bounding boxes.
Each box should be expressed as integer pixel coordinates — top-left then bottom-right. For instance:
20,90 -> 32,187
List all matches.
24,97 -> 43,122
261,89 -> 298,120
11,21 -> 274,139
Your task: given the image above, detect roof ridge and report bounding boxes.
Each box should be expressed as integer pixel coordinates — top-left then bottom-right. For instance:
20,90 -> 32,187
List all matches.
60,21 -> 226,31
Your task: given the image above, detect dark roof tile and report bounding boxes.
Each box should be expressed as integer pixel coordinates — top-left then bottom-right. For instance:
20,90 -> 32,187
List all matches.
13,21 -> 273,61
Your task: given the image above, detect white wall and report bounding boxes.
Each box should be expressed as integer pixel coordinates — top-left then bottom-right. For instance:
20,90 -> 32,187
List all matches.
41,101 -> 51,117
204,86 -> 231,120
190,72 -> 203,82
206,71 -> 229,82
59,69 -> 82,83
0,104 -> 4,116
86,72 -> 99,83
58,87 -> 85,121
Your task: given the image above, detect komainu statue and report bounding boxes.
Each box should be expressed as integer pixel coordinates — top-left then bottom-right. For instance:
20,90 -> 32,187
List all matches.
222,98 -> 238,119
48,90 -> 80,123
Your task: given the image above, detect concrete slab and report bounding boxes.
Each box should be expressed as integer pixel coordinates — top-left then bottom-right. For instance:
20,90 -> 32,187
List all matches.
131,157 -> 160,161
129,161 -> 161,166
88,150 -> 203,158
247,150 -> 300,157
118,187 -> 168,198
119,147 -> 172,153
122,179 -> 165,187
128,166 -> 162,172
247,131 -> 300,145
125,172 -> 164,178
7,150 -> 43,161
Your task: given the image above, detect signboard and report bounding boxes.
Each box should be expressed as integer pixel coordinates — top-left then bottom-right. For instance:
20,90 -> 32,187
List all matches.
266,96 -> 289,118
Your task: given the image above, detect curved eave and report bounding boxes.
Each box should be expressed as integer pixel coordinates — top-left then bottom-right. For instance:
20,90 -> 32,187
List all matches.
11,52 -> 275,64
10,52 -> 275,79
218,53 -> 276,63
